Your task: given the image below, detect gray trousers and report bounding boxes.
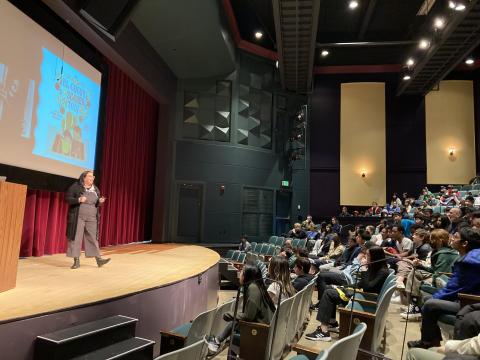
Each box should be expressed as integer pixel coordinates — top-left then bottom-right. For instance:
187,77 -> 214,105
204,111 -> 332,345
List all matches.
407,348 -> 444,360
67,216 -> 100,258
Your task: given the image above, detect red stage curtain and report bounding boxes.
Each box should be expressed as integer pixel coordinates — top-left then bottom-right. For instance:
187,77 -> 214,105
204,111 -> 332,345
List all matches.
20,61 -> 159,256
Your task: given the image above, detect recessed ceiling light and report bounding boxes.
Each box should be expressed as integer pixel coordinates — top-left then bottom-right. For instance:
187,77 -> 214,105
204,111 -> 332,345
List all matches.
456,4 -> 466,10
403,75 -> 411,81
448,1 -> 456,9
254,31 -> 263,40
406,58 -> 415,67
418,39 -> 430,49
321,49 -> 329,57
434,17 -> 446,29
465,57 -> 475,65
348,1 -> 359,10
275,60 -> 279,68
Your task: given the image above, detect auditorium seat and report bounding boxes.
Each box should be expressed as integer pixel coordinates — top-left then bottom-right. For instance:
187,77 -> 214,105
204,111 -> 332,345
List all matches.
211,299 -> 236,339
269,236 -> 278,245
153,339 -> 207,360
224,250 -> 234,259
276,237 -> 286,247
160,307 -> 216,355
338,283 -> 396,357
291,322 -> 367,360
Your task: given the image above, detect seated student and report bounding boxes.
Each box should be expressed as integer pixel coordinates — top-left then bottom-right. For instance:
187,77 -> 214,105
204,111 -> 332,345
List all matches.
401,228 -> 459,319
301,215 -> 316,231
292,257 -> 314,291
267,256 -> 296,305
371,225 -> 388,246
396,228 -> 432,290
408,226 -> 480,349
339,206 -> 352,217
306,246 -> 389,341
407,334 -> 480,360
206,263 -> 275,354
238,234 -> 251,252
288,223 -> 307,239
313,234 -> 345,267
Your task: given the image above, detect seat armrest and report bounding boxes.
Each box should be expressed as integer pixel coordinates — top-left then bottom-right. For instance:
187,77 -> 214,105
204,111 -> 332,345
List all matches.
291,344 -> 319,360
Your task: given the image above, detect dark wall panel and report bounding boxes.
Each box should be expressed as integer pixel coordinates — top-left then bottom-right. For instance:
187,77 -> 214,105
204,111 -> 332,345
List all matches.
309,80 -> 340,218
385,86 -> 427,199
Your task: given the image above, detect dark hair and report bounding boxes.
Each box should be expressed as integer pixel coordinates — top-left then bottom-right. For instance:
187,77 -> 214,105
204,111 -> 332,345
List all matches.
331,233 -> 341,246
471,211 -> 480,219
434,214 -> 451,230
295,257 -> 311,274
392,224 -> 405,234
358,231 -> 371,243
459,227 -> 480,251
367,246 -> 387,280
466,195 -> 475,202
242,263 -> 276,312
78,170 -> 93,185
414,214 -> 425,222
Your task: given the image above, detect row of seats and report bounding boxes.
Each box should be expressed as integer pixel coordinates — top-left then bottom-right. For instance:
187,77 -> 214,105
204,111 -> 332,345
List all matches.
234,277 -> 317,359
159,296 -> 237,357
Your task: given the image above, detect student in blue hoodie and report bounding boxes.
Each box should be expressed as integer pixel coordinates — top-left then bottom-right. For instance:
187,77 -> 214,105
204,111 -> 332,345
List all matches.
408,226 -> 480,349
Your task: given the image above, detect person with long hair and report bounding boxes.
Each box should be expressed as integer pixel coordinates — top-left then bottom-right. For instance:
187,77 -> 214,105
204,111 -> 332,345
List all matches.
267,256 -> 296,304
206,262 -> 276,354
306,246 -> 389,341
65,170 -> 110,269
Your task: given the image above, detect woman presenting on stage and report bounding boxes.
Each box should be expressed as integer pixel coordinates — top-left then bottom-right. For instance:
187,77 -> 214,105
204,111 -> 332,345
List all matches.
65,170 -> 111,269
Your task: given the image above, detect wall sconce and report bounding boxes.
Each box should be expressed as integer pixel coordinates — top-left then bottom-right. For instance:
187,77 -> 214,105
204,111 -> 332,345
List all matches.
361,169 -> 367,178
448,147 -> 456,156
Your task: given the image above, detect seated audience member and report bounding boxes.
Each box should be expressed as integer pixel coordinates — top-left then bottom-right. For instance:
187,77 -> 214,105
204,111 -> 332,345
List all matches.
391,193 -> 403,207
267,256 -> 296,305
430,214 -> 451,231
414,214 -> 427,229
447,207 -> 464,234
396,228 -> 431,290
464,195 -> 475,208
306,246 -> 389,341
206,263 -> 275,354
408,227 -> 480,349
339,206 -> 352,217
367,201 -> 382,216
302,215 -> 316,231
365,225 -> 376,236
407,334 -> 480,360
312,237 -> 363,308
331,217 -> 342,234
288,223 -> 307,239
371,225 -> 388,246
313,234 -> 345,266
292,257 -> 314,291
394,212 -> 415,238
238,234 -> 251,252
384,225 -> 412,268
402,229 -> 459,319
470,211 -> 480,230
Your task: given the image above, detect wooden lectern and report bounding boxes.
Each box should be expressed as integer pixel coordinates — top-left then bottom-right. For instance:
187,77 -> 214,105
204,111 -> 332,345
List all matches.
0,181 -> 27,293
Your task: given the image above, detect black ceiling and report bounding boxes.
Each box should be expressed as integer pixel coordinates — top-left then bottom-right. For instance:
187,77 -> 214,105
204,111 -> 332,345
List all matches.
230,0 -> 480,68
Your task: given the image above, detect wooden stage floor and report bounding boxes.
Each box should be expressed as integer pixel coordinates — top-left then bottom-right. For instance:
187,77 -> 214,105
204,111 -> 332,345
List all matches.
0,243 -> 220,323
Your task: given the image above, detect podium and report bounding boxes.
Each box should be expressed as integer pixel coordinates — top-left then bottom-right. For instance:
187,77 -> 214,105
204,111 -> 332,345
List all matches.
0,181 -> 27,293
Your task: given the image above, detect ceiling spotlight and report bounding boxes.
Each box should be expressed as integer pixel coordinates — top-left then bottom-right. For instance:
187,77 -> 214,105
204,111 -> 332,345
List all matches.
434,17 -> 446,29
406,58 -> 415,67
275,60 -> 279,68
403,74 -> 412,81
449,1 -> 467,11
321,49 -> 330,57
254,31 -> 263,40
349,1 -> 359,9
418,39 -> 430,49
465,57 -> 475,65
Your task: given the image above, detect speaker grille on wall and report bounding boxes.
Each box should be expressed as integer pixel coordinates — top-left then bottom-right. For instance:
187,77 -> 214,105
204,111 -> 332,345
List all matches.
79,0 -> 140,41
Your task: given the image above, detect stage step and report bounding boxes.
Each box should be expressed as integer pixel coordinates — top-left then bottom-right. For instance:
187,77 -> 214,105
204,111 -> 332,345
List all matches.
70,337 -> 155,360
35,315 -> 138,360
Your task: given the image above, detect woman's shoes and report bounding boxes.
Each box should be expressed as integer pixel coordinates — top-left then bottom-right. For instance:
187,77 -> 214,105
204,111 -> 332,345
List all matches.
71,258 -> 80,269
95,257 -> 111,267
